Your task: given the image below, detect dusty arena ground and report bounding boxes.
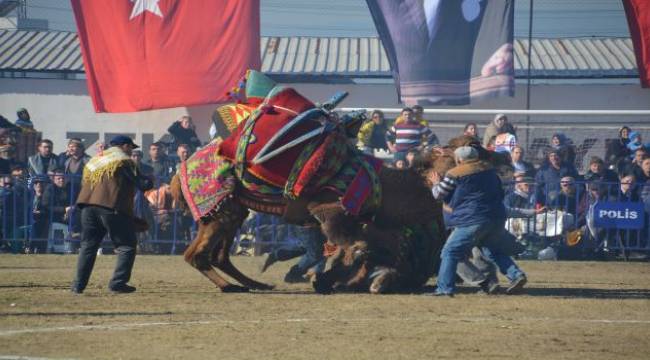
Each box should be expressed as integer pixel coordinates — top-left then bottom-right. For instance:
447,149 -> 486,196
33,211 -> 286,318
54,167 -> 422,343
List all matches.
0,255 -> 649,360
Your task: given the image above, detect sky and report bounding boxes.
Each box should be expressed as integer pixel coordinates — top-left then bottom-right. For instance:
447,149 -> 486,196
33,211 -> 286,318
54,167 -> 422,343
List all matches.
21,0 -> 631,38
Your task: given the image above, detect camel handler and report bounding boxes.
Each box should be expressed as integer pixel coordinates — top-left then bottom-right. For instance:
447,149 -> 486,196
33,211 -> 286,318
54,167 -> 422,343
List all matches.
428,146 -> 527,297
71,136 -> 153,294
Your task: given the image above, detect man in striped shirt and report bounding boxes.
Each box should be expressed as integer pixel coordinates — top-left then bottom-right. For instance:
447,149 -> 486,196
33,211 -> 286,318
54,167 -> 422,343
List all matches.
387,107 -> 433,161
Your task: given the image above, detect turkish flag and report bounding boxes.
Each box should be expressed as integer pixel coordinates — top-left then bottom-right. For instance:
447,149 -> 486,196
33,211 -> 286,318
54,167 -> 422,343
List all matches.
623,0 -> 650,88
71,0 -> 260,113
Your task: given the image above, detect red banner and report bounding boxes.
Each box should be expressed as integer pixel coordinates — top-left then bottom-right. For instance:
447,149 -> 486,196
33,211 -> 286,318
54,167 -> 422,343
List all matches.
623,0 -> 650,88
71,0 -> 260,113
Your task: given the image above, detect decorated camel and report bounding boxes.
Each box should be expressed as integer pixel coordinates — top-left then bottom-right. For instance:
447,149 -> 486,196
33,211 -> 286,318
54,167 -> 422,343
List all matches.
170,70 -> 446,294
316,135 -> 515,294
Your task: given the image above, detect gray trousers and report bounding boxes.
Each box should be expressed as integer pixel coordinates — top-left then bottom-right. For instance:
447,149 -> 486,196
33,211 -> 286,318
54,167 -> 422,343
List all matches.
72,206 -> 137,291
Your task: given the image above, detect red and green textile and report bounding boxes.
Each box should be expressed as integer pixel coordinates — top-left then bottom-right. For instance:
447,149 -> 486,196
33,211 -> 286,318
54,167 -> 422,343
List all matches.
284,131 -> 349,199
180,139 -> 236,221
218,87 -> 323,187
325,152 -> 383,216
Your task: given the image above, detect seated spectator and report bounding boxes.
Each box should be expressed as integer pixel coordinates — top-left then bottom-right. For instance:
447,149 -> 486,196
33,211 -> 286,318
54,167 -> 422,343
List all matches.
640,159 -> 650,203
394,105 -> 427,127
386,107 -> 433,160
550,133 -> 576,168
60,139 -> 90,199
357,110 -> 389,155
584,156 -> 619,185
605,126 -> 631,169
510,145 -> 534,177
10,165 -> 27,185
0,145 -> 24,173
620,147 -> 647,179
626,132 -> 650,159
15,108 -> 35,131
0,173 -> 28,252
463,123 -> 479,141
535,149 -> 579,206
131,149 -> 154,177
411,105 -> 439,145
29,175 -> 50,253
176,143 -> 191,163
616,174 -> 639,202
57,139 -> 74,165
167,115 -> 202,153
482,113 -> 516,148
405,149 -> 418,168
145,142 -> 176,185
0,149 -> 9,175
43,168 -> 72,224
394,158 -> 407,169
504,174 -> 539,218
550,176 -> 586,222
639,157 -> 650,186
27,139 -> 58,177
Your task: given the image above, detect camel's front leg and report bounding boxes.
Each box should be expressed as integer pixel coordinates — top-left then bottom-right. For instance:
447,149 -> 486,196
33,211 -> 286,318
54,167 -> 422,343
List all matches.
209,200 -> 274,291
184,220 -> 249,293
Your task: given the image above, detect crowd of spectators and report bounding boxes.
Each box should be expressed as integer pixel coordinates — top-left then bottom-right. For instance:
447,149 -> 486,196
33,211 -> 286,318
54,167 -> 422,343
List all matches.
0,109 -> 201,254
357,108 -> 650,260
1,105 -> 649,260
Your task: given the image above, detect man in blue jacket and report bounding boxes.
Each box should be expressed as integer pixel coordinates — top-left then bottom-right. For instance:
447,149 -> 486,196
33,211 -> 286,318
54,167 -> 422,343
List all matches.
535,149 -> 579,207
430,146 -> 527,296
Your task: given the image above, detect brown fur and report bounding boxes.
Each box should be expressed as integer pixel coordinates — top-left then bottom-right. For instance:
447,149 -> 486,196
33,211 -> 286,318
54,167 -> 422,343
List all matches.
172,155 -> 447,294
374,167 -> 439,227
321,138 -> 511,294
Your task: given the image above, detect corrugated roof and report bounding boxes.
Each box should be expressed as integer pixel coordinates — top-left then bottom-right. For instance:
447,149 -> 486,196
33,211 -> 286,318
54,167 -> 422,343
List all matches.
0,29 -> 639,79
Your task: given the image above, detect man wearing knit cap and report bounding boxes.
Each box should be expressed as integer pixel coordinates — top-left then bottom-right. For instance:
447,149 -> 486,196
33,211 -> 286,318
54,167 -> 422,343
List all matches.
71,135 -> 153,294
429,146 -> 526,296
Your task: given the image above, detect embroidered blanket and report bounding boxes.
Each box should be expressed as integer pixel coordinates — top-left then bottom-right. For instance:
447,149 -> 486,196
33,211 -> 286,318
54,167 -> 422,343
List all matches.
179,139 -> 236,221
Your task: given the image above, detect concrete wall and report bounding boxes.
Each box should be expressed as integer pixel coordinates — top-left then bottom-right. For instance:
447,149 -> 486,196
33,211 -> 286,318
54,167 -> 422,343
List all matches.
1,77 -> 649,155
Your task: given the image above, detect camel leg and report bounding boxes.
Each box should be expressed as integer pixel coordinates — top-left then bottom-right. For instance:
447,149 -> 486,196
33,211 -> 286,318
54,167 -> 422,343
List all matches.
208,200 -> 274,291
210,226 -> 274,291
184,221 -> 249,293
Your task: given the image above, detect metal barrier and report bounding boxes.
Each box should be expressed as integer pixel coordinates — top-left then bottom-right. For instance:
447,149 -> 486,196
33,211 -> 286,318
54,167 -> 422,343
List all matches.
0,174 -> 194,255
503,179 -> 650,260
1,173 -> 649,259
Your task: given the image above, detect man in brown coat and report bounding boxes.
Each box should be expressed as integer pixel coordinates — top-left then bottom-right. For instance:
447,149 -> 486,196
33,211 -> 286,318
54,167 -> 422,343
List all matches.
71,136 -> 153,294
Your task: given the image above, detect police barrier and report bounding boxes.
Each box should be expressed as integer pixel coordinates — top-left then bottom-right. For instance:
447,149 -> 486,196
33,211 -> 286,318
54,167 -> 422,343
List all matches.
2,174 -> 650,258
504,179 -> 650,260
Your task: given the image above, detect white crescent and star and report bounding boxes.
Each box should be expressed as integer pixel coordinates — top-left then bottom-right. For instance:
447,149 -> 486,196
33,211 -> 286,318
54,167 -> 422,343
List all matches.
129,0 -> 164,20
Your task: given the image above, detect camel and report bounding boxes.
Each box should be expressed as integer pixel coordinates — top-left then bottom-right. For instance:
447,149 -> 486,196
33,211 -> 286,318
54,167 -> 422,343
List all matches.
170,150 -> 445,293
315,135 -> 515,294
169,71 -> 447,293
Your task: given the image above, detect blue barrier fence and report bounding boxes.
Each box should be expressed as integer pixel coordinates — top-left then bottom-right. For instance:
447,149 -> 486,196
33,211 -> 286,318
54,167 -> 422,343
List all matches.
1,174 -> 649,258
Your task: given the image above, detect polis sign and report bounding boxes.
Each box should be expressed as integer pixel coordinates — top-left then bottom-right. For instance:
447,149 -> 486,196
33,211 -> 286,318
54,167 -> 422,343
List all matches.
594,202 -> 645,229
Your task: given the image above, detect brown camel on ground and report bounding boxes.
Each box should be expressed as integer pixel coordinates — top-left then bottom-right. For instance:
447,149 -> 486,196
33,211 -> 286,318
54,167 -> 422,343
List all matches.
170,148 -> 444,293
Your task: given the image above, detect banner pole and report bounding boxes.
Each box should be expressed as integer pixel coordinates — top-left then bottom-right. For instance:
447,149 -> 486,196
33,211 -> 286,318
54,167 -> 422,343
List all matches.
525,0 -> 534,156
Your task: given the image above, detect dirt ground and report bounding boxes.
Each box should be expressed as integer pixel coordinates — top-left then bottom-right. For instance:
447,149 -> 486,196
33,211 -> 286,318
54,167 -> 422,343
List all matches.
0,254 -> 649,360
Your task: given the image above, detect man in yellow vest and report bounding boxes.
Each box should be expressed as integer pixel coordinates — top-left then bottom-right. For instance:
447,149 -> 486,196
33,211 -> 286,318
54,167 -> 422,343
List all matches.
71,136 -> 153,294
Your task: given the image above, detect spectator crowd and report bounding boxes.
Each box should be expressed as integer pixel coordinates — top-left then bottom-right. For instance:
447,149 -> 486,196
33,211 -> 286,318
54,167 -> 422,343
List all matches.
0,110 -> 200,254
1,106 -> 649,260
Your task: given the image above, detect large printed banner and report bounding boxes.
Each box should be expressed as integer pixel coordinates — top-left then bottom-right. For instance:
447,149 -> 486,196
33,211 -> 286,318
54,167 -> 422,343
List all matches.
366,0 -> 514,105
623,0 -> 650,88
71,0 -> 260,113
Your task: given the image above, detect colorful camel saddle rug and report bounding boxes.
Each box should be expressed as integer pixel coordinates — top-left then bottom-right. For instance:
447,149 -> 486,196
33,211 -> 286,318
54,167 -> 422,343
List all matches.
179,139 -> 236,221
326,153 -> 383,216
